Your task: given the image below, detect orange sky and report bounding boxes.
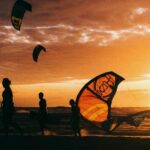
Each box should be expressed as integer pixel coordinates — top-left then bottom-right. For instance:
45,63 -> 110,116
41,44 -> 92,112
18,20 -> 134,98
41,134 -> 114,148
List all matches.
1,0 -> 150,107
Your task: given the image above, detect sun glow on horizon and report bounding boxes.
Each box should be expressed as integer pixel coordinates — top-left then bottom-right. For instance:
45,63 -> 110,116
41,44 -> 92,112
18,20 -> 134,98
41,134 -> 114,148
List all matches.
1,76 -> 150,107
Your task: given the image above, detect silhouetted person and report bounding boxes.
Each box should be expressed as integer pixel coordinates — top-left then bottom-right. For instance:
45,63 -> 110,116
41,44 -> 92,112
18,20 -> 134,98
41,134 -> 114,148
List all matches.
69,99 -> 81,136
1,78 -> 22,135
38,92 -> 47,135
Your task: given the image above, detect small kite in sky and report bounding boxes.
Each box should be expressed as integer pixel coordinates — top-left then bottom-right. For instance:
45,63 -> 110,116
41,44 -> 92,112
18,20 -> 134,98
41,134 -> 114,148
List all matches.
76,71 -> 150,132
11,0 -> 32,30
32,45 -> 46,62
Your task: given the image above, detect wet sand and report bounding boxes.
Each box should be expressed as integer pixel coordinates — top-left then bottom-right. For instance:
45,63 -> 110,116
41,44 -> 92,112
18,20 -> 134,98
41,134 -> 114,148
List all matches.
0,107 -> 150,149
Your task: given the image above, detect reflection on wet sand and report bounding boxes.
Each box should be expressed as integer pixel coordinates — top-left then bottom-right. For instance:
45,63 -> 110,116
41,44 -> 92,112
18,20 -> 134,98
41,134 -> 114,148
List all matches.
0,107 -> 150,137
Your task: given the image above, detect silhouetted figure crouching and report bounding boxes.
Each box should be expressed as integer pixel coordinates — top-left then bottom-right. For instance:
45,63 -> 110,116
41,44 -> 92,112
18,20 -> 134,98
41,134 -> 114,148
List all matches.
1,78 -> 23,135
69,99 -> 81,137
38,92 -> 47,135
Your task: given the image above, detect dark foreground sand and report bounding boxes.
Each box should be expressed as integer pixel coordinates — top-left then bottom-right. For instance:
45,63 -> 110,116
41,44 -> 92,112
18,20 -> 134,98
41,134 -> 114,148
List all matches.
0,136 -> 150,150
1,108 -> 150,150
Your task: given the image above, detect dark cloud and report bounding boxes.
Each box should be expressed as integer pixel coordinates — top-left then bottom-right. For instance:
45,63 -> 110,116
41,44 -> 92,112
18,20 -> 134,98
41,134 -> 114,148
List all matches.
1,0 -> 150,27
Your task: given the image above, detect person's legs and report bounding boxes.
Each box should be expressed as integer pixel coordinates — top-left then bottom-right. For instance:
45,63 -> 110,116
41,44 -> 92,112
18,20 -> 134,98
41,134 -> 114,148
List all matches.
39,120 -> 45,135
77,127 -> 81,137
4,123 -> 9,136
74,123 -> 81,136
2,114 -> 9,136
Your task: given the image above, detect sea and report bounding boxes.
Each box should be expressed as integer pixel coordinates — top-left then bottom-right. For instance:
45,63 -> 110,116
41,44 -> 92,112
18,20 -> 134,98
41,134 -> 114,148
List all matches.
0,107 -> 150,138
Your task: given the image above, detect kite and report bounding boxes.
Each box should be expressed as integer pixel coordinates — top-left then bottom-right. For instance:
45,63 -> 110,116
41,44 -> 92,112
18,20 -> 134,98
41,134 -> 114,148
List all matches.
76,71 -> 150,132
11,0 -> 32,30
32,45 -> 46,62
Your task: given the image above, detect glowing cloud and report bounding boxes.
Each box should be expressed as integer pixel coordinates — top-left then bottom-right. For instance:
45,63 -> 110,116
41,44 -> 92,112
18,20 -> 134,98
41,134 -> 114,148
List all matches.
133,7 -> 148,15
2,24 -> 150,46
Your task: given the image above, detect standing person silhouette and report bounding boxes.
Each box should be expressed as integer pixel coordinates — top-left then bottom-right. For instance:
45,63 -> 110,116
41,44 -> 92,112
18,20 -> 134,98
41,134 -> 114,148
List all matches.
69,99 -> 81,136
1,78 -> 22,135
38,92 -> 47,135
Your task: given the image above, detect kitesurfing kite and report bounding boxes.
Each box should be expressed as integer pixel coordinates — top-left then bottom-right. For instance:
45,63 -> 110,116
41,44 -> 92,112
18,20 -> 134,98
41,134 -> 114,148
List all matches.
11,0 -> 32,30
32,45 -> 46,62
76,71 -> 150,132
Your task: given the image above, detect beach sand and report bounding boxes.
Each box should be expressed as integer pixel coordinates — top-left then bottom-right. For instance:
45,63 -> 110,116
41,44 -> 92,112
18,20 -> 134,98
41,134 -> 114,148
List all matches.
0,136 -> 150,150
0,107 -> 150,149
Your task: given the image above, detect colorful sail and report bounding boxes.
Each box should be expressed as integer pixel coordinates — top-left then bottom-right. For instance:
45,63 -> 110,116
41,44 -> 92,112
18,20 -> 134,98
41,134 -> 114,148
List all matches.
76,71 -> 124,126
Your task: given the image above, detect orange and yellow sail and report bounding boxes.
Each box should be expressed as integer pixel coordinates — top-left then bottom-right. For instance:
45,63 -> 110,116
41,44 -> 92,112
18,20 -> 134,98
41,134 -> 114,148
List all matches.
76,71 -> 124,126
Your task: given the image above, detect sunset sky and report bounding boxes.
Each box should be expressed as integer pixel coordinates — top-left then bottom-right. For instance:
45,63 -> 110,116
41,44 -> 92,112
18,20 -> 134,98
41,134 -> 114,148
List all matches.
1,0 -> 150,107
